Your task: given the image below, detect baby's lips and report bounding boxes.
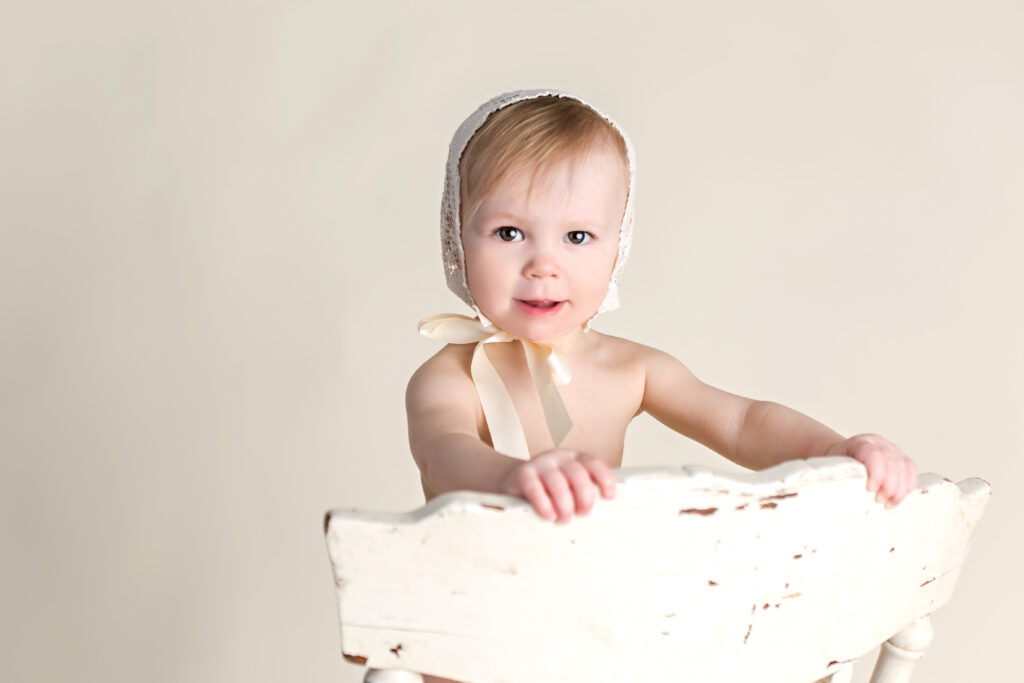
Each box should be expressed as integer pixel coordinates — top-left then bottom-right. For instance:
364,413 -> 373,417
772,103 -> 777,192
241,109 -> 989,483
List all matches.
518,299 -> 563,308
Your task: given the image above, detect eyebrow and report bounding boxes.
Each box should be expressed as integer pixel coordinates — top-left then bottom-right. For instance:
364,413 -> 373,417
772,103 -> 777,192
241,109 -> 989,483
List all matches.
481,211 -> 611,231
481,211 -> 527,224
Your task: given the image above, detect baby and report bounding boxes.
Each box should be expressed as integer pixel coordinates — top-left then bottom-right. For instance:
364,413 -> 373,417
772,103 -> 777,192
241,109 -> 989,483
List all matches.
407,89 -> 918,527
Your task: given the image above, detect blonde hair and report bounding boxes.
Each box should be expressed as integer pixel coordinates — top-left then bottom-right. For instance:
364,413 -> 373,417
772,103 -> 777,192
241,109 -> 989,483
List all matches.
459,96 -> 630,223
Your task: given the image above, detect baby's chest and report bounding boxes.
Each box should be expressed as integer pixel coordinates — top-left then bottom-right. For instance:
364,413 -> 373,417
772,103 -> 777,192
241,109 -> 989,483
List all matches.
494,356 -> 644,465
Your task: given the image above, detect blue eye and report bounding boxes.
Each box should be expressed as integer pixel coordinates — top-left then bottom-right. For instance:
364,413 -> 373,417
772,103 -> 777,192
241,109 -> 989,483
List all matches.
565,231 -> 592,245
496,226 -> 522,242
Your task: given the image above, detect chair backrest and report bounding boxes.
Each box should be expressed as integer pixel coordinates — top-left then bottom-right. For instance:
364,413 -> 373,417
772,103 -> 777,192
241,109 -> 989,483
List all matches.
324,456 -> 989,683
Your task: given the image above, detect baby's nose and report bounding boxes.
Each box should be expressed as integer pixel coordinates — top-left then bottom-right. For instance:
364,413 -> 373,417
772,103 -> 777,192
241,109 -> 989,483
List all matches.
523,250 -> 560,279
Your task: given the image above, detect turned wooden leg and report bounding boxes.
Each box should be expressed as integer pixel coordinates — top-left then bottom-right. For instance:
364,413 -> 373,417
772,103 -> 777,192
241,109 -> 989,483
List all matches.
869,616 -> 934,683
364,669 -> 424,683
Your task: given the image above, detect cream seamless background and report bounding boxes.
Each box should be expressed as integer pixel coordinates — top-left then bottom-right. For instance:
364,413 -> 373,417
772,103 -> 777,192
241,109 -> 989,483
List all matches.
1,2 -> 1020,682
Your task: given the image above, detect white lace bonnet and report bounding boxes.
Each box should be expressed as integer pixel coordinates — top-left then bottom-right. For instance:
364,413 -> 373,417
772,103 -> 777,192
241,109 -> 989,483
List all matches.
440,89 -> 637,327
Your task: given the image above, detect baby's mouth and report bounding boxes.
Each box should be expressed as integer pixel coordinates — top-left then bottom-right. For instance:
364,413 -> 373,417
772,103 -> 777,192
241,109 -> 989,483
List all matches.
515,299 -> 566,317
519,299 -> 561,309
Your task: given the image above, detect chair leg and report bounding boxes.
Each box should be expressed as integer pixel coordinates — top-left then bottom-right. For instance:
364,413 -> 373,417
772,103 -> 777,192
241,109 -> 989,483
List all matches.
364,669 -> 424,683
869,615 -> 934,683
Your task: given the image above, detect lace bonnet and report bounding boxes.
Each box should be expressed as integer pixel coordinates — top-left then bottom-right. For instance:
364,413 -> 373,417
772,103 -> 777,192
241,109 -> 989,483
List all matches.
440,89 -> 637,328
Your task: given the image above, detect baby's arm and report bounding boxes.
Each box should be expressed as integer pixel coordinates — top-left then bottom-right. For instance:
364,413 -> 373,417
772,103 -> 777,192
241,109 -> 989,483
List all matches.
640,347 -> 917,506
406,347 -> 616,522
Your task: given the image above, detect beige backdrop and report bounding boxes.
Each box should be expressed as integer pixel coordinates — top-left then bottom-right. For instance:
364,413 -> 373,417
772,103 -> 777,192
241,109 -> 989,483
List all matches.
2,1 -> 1020,682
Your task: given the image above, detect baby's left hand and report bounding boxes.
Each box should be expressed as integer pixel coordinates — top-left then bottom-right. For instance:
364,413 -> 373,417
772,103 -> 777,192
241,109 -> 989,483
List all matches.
826,434 -> 918,508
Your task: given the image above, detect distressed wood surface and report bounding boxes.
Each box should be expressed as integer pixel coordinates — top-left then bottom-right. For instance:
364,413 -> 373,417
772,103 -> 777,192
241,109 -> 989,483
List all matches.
324,457 -> 989,683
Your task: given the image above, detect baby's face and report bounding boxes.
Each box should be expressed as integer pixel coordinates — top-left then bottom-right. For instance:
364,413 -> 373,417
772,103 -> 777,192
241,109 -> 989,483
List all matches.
461,140 -> 627,345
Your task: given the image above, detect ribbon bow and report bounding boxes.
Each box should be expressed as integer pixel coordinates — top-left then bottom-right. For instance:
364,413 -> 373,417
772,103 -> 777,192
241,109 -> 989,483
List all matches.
418,313 -> 573,460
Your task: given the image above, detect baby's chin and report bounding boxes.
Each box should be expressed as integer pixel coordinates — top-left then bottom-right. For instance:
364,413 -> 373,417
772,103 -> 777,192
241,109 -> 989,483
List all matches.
485,314 -> 592,348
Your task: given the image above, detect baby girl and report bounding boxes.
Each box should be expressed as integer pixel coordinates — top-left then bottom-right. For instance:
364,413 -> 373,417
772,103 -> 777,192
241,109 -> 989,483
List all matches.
407,89 -> 917,526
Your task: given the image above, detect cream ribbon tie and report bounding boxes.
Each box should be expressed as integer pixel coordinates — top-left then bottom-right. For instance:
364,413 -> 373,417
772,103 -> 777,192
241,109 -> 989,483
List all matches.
418,313 -> 573,461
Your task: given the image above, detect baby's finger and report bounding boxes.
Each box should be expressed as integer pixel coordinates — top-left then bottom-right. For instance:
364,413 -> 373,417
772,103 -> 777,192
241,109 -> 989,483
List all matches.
877,461 -> 902,505
857,447 -> 886,494
517,469 -> 555,521
579,453 -> 617,499
885,457 -> 908,506
879,464 -> 900,507
561,459 -> 597,515
895,457 -> 918,504
540,469 -> 575,524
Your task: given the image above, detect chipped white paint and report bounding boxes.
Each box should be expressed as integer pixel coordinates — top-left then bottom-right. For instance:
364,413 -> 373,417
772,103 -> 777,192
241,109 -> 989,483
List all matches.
324,457 -> 989,683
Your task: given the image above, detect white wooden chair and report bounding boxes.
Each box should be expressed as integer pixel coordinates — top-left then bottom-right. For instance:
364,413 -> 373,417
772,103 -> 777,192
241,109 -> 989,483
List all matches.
324,457 -> 989,683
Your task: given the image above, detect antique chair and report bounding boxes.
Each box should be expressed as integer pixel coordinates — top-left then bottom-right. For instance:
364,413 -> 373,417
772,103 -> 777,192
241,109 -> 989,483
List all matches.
324,456 -> 989,682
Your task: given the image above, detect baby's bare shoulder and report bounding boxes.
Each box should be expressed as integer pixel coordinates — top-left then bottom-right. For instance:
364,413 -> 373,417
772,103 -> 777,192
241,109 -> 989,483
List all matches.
586,331 -> 678,368
586,334 -> 701,398
406,344 -> 484,432
416,342 -> 474,371
408,344 -> 474,390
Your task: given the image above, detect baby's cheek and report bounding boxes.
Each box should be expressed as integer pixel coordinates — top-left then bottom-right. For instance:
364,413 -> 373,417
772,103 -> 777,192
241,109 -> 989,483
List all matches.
464,255 -> 500,297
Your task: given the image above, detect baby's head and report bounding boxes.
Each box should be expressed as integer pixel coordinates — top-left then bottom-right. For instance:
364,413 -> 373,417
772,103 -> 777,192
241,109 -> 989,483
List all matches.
459,96 -> 630,235
440,90 -> 635,340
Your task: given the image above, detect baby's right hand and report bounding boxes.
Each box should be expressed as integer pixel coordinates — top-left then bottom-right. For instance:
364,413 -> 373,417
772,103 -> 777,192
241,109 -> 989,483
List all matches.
500,449 -> 617,523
